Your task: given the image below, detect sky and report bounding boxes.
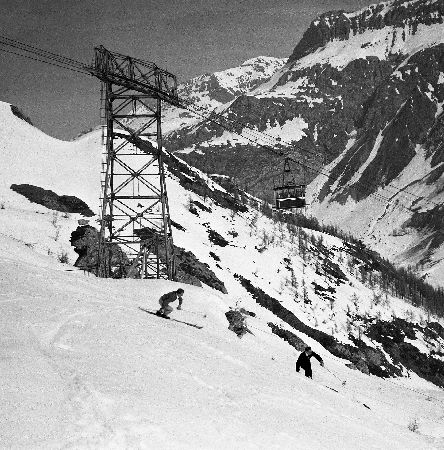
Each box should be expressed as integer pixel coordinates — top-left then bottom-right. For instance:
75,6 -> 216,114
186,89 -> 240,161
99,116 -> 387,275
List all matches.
0,0 -> 375,139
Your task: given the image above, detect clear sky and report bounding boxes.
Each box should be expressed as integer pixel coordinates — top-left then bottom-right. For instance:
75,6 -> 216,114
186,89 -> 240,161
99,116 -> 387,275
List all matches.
0,0 -> 374,139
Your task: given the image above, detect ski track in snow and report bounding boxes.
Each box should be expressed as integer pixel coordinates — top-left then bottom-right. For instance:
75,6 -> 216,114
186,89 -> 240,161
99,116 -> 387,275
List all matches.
2,199 -> 444,449
1,94 -> 444,448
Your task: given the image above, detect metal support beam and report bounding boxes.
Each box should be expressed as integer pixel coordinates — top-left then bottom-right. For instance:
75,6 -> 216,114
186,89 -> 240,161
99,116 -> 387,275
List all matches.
96,47 -> 177,279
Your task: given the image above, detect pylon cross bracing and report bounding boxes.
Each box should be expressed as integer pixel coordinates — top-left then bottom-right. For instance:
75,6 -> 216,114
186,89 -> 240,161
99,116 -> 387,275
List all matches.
94,46 -> 178,279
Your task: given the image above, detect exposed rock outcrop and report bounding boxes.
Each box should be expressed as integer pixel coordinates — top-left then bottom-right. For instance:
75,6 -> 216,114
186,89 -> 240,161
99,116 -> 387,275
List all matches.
70,225 -> 130,276
11,184 -> 94,217
225,309 -> 252,338
10,105 -> 33,125
365,317 -> 444,387
235,273 -> 402,378
174,246 -> 227,293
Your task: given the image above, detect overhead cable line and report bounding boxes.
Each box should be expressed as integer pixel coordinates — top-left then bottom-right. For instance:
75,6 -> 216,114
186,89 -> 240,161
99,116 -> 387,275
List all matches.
176,93 -> 442,212
176,99 -> 424,215
0,47 -> 91,76
1,35 -> 440,216
0,34 -> 90,72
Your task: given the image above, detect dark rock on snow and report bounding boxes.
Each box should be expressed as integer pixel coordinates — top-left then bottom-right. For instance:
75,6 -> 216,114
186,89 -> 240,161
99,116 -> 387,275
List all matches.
11,184 -> 94,217
70,225 -> 130,276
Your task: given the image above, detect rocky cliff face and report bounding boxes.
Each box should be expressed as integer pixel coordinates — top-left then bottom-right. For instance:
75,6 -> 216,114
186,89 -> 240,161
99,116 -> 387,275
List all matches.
160,0 -> 444,286
289,0 -> 444,63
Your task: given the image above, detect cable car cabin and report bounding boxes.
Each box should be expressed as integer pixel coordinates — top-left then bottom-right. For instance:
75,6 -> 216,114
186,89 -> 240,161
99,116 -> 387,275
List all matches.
273,184 -> 306,210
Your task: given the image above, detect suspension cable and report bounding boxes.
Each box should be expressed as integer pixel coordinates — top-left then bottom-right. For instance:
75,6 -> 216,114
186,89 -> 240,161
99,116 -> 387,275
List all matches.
177,91 -> 443,210
176,100 -> 425,215
1,34 -> 441,216
176,98 -> 443,213
0,47 -> 91,76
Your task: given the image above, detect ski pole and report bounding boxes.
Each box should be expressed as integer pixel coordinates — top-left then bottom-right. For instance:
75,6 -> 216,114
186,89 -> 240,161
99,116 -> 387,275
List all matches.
180,309 -> 207,318
324,367 -> 346,386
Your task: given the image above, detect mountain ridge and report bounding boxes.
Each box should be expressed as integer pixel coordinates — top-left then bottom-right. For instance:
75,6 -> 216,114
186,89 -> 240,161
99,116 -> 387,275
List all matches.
158,0 -> 444,287
2,87 -> 444,446
289,0 -> 444,64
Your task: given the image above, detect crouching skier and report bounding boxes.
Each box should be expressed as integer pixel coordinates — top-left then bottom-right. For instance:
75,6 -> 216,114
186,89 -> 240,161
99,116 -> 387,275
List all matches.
156,288 -> 184,319
296,347 -> 324,379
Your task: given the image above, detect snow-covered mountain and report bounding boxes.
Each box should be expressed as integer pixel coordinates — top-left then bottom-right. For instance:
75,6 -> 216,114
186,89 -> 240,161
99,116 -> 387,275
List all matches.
132,56 -> 286,137
159,0 -> 444,286
2,100 -> 444,447
302,0 -> 444,286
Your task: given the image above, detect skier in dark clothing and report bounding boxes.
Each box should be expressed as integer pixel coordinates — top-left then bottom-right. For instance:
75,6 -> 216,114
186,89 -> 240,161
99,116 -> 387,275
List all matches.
296,347 -> 324,379
156,288 -> 184,319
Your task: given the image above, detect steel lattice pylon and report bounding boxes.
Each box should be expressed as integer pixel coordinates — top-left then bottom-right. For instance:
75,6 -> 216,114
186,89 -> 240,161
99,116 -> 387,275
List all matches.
94,46 -> 179,279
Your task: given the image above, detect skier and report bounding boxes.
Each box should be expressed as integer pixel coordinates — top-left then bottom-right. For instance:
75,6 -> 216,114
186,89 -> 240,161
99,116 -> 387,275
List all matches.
296,346 -> 324,379
156,288 -> 184,319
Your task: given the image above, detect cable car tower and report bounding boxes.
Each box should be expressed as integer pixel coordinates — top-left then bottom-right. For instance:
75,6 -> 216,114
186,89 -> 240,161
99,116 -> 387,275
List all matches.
93,46 -> 179,279
273,157 -> 307,211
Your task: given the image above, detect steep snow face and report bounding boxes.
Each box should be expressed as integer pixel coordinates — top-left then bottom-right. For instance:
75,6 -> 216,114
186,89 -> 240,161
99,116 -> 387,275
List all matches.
2,237 -> 444,449
2,99 -> 444,447
0,102 -> 102,211
0,102 -> 102,265
288,0 -> 444,66
288,22 -> 444,72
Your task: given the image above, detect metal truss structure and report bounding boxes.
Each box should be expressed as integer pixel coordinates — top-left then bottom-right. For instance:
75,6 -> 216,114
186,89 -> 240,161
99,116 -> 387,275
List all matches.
93,46 -> 179,279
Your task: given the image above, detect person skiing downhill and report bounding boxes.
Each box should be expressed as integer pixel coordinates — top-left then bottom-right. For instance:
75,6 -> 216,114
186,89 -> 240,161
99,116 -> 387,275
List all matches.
296,347 -> 324,379
156,288 -> 184,319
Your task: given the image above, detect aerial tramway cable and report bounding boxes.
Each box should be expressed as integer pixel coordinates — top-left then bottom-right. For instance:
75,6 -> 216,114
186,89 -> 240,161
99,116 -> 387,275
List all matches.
179,91 -> 442,211
0,46 -> 91,76
1,34 -> 441,217
176,100 -> 425,215
177,97 -> 443,213
0,35 -> 91,74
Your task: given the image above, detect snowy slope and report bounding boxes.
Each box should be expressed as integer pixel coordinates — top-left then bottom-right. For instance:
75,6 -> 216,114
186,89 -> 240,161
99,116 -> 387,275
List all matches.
2,233 -> 444,449
158,0 -> 444,287
287,0 -> 444,66
289,22 -> 444,71
308,141 -> 444,286
1,100 -> 439,343
180,56 -> 287,107
255,19 -> 444,99
2,101 -> 444,447
0,102 -> 101,210
132,56 -> 286,138
0,102 -> 102,265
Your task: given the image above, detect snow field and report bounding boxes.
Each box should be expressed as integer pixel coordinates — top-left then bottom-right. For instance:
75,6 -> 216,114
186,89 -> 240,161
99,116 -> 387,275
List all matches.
290,23 -> 444,72
308,142 -> 444,287
0,102 -> 101,212
1,234 -> 443,449
2,98 -> 444,448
